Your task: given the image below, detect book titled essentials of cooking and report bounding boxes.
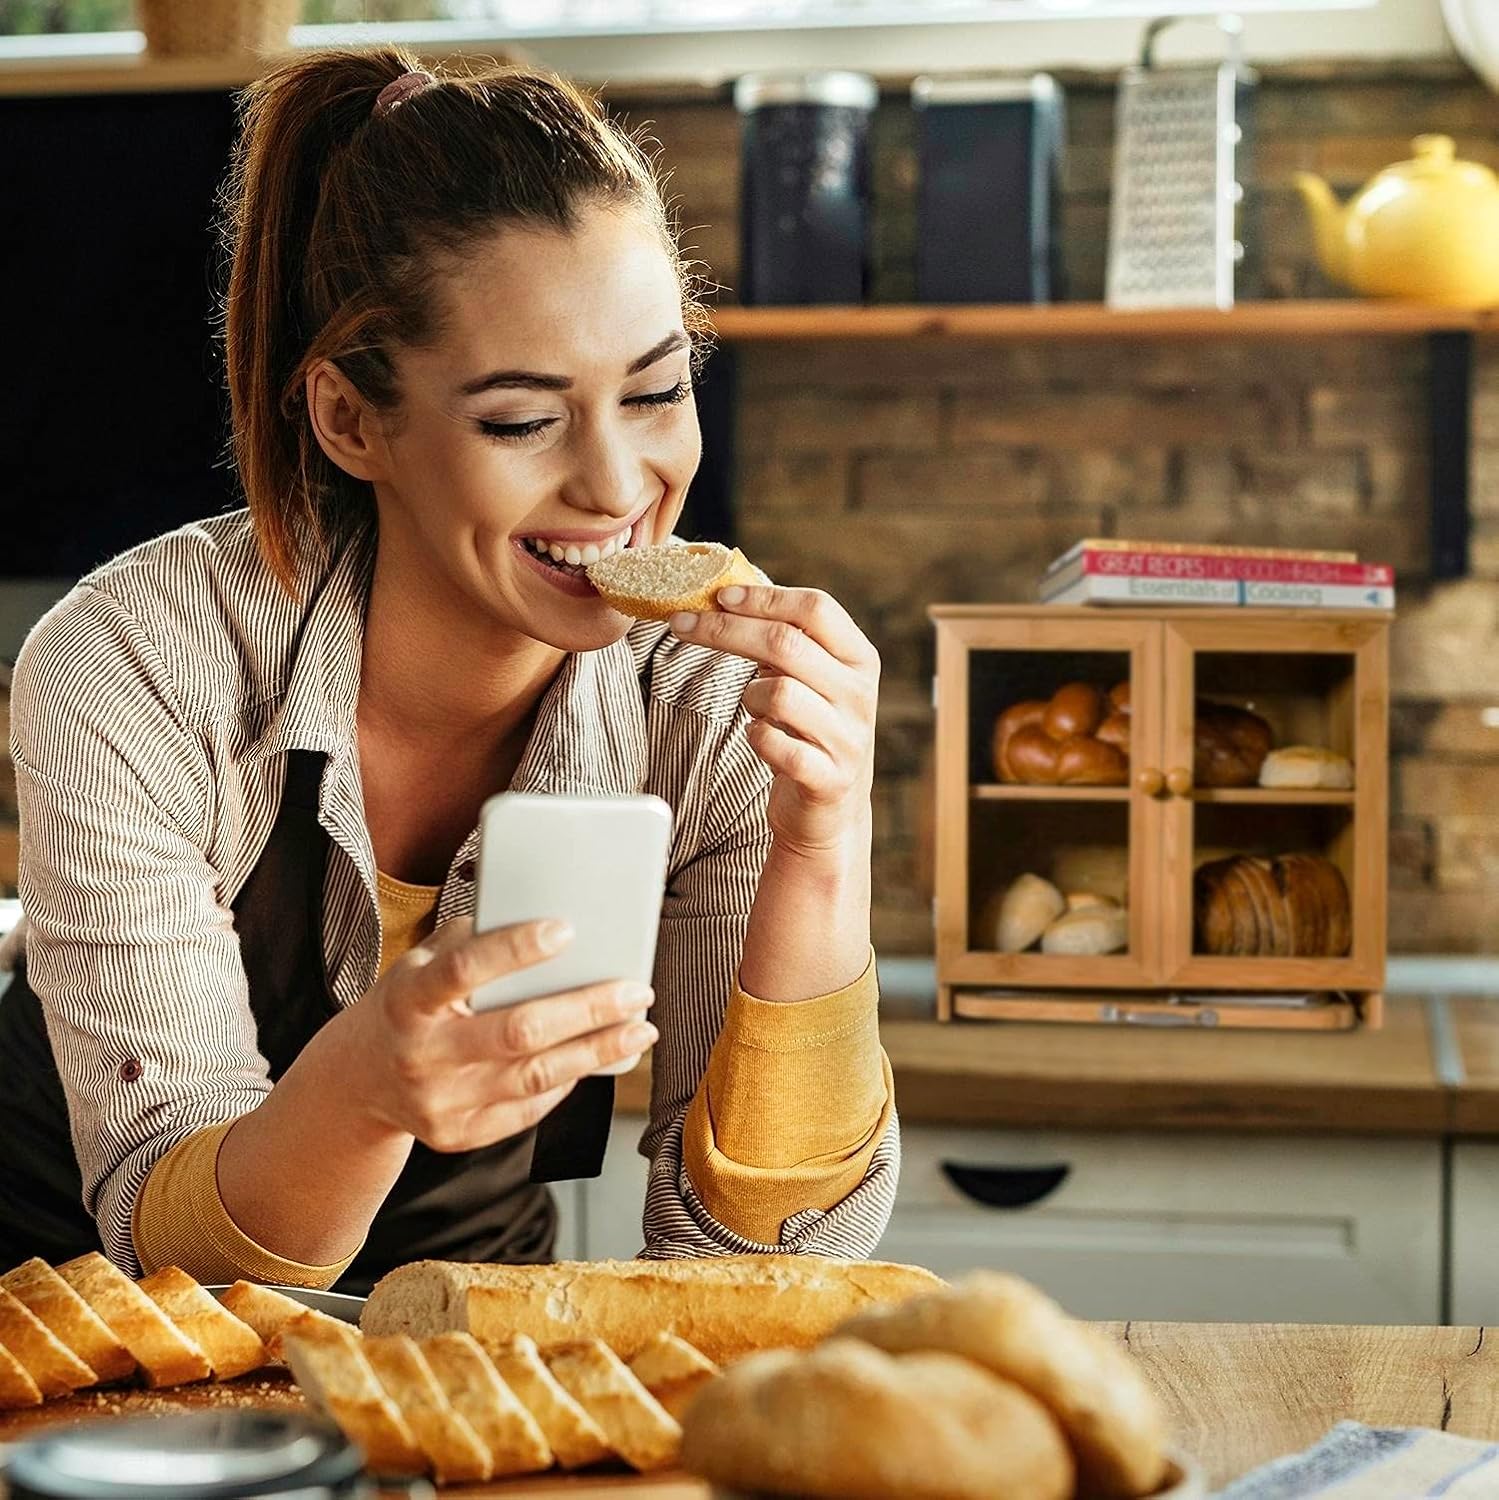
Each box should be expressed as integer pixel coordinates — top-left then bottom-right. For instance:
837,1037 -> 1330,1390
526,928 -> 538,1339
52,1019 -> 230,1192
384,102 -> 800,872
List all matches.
1041,539 -> 1395,609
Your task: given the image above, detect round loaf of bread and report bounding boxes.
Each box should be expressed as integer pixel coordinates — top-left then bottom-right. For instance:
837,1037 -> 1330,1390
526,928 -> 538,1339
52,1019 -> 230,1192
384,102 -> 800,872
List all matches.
835,1272 -> 1169,1499
1193,702 -> 1274,788
681,1338 -> 1074,1500
586,542 -> 761,621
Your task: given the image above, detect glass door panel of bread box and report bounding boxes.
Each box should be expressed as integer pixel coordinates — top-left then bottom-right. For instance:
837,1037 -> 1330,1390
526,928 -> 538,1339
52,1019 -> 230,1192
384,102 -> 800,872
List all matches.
933,614 -> 1164,996
1159,617 -> 1388,996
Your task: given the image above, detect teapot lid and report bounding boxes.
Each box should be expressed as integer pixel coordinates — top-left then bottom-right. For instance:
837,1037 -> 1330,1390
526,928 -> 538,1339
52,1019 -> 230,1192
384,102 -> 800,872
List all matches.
1393,134 -> 1498,190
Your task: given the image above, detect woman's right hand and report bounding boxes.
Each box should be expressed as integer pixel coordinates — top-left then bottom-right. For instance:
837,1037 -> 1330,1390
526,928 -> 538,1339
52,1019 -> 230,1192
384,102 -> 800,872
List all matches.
340,916 -> 656,1153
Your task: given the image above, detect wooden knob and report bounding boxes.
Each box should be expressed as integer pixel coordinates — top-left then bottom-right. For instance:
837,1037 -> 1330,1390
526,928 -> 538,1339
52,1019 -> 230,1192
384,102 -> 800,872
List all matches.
1135,768 -> 1165,797
1166,767 -> 1194,797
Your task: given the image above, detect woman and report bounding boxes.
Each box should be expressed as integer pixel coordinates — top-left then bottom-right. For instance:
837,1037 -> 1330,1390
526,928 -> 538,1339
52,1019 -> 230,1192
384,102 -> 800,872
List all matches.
0,48 -> 896,1294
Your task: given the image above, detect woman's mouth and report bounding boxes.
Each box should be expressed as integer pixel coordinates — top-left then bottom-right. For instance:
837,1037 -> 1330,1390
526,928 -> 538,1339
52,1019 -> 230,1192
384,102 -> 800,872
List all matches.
513,521 -> 642,597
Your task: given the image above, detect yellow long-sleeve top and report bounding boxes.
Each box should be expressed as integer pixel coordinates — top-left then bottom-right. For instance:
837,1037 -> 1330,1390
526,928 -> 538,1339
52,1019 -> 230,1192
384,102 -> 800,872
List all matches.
133,872 -> 891,1284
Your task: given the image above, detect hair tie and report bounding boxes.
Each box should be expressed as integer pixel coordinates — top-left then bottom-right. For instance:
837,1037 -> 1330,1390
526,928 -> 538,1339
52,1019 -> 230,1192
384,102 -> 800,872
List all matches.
374,70 -> 436,118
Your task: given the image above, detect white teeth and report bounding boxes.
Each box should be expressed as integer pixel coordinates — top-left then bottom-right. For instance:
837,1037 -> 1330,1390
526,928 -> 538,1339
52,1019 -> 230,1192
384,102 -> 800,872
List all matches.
526,526 -> 635,563
564,545 -> 583,566
548,543 -> 566,563
581,543 -> 601,565
600,537 -> 618,559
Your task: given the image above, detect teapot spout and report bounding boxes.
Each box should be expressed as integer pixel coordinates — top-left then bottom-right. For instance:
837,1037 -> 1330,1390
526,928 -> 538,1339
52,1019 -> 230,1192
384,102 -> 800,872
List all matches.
1293,171 -> 1350,287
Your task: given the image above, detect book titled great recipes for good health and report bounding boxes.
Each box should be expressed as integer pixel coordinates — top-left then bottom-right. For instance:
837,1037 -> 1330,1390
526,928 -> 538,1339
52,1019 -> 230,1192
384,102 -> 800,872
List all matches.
1043,538 -> 1359,577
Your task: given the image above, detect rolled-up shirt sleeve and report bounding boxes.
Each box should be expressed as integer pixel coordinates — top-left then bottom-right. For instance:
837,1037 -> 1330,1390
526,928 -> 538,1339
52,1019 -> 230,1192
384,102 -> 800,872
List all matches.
639,704 -> 899,1260
11,586 -> 271,1275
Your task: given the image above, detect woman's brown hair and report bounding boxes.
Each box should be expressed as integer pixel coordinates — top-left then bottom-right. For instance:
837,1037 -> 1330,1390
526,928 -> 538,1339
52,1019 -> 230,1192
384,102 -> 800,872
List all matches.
218,47 -> 704,593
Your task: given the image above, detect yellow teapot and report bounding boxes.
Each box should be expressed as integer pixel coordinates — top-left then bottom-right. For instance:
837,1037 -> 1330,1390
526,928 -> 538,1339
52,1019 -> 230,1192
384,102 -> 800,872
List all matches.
1294,135 -> 1499,307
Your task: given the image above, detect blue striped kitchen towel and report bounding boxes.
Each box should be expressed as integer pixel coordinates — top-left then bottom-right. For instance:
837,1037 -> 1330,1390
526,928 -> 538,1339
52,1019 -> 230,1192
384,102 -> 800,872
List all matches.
1216,1423 -> 1499,1498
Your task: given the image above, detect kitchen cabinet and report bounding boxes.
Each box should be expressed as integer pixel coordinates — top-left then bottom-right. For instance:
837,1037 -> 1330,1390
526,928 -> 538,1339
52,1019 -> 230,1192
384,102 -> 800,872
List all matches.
930,606 -> 1389,1026
559,1118 -> 1442,1326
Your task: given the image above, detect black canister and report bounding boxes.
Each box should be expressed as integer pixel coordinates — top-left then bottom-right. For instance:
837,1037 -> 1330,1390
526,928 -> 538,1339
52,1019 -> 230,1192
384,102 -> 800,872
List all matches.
734,71 -> 878,305
913,75 -> 1067,304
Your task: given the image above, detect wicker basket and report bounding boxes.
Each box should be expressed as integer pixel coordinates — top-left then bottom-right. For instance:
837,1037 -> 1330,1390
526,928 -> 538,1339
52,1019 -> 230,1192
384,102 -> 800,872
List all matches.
137,0 -> 301,58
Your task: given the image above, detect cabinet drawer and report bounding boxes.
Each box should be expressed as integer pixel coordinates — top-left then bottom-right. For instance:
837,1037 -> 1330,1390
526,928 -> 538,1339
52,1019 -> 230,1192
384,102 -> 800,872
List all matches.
882,1125 -> 1440,1325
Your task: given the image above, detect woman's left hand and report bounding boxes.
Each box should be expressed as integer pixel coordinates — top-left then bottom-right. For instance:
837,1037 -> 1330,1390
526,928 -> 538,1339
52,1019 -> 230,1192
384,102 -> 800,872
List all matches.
670,584 -> 879,859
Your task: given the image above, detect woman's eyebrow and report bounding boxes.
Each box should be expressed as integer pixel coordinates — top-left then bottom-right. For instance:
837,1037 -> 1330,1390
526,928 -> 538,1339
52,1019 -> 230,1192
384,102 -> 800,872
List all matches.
456,329 -> 689,398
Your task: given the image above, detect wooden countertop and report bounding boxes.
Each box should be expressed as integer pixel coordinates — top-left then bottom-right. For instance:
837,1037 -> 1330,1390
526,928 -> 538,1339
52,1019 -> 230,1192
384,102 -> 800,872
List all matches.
617,993 -> 1468,1135
5,1323 -> 1492,1495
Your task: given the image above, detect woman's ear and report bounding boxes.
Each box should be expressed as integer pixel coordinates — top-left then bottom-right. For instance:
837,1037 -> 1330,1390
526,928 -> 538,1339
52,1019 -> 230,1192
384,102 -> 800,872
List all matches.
306,360 -> 391,483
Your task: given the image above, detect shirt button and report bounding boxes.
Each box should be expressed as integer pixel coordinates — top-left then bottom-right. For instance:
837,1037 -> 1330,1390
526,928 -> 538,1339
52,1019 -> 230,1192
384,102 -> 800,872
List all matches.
119,1059 -> 143,1083
457,859 -> 477,883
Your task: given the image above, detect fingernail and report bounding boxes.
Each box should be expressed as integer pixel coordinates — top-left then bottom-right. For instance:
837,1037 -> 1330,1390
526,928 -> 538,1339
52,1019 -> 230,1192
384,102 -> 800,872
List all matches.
670,611 -> 699,633
717,586 -> 747,607
622,982 -> 655,1007
538,920 -> 573,951
624,1022 -> 658,1050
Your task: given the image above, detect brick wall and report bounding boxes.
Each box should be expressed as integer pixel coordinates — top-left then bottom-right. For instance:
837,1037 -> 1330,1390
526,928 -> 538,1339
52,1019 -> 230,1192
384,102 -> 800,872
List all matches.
622,58 -> 1499,954
4,61 -> 1498,959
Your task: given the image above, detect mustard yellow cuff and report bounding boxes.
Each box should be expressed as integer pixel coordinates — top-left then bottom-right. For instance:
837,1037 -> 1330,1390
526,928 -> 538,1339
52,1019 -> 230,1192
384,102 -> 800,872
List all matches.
132,1121 -> 361,1290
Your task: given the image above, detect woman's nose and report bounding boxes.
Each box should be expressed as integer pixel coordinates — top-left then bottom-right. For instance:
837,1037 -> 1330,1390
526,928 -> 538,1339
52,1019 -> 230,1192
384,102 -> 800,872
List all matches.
560,418 -> 643,519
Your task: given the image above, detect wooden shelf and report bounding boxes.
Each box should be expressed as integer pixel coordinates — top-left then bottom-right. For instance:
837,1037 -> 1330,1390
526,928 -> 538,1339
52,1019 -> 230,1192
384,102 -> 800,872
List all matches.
971,784 -> 1131,803
1192,788 -> 1357,806
709,300 -> 1494,342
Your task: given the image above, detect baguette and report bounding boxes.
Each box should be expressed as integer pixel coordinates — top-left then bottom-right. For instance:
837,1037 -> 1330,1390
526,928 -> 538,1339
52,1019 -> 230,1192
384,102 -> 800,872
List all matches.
2,1258 -> 135,1384
362,1256 -> 946,1364
218,1281 -> 341,1361
0,1284 -> 103,1398
543,1339 -> 682,1474
586,542 -> 760,622
0,1338 -> 44,1410
488,1335 -> 611,1471
420,1332 -> 552,1478
627,1331 -> 720,1423
138,1267 -> 269,1381
56,1252 -> 211,1389
362,1336 -> 491,1485
281,1313 -> 426,1475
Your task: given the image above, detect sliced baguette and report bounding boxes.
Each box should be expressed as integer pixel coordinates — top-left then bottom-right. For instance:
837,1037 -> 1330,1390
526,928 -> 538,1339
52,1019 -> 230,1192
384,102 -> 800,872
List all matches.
586,542 -> 761,622
543,1338 -> 682,1474
281,1312 -> 426,1476
362,1255 -> 945,1364
1,1258 -> 134,1385
55,1252 -> 211,1389
362,1336 -> 491,1485
420,1332 -> 552,1478
0,1284 -> 100,1398
0,1339 -> 44,1410
488,1334 -> 611,1471
628,1330 -> 721,1422
138,1268 -> 269,1381
217,1282 -> 339,1362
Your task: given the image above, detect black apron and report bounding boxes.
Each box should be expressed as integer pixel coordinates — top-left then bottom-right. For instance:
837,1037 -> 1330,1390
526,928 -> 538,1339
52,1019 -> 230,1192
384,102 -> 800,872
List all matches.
0,749 -> 614,1294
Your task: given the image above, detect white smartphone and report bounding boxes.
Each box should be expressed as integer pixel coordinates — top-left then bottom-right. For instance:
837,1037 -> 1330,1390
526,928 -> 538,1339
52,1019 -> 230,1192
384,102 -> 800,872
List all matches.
469,792 -> 673,1076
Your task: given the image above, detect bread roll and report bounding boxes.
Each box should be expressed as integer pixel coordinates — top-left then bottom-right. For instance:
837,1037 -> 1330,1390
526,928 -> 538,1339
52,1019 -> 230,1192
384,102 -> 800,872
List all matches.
681,1339 -> 1073,1500
995,874 -> 1067,953
1043,683 -> 1106,741
1259,746 -> 1354,790
360,1257 -> 946,1366
1040,906 -> 1129,957
585,542 -> 761,622
1065,891 -> 1119,913
836,1271 -> 1169,1500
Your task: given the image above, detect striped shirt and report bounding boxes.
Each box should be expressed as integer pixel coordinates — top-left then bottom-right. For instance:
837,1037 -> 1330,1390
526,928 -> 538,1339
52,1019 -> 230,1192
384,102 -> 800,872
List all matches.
9,511 -> 898,1273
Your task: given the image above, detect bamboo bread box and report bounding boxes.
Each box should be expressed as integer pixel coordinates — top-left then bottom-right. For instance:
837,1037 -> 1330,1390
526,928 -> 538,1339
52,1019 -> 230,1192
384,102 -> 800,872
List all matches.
930,606 -> 1390,1029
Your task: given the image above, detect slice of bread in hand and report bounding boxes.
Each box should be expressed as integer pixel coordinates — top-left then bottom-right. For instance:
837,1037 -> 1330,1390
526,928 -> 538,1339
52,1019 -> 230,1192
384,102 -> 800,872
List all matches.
488,1334 -> 610,1471
628,1331 -> 721,1423
586,542 -> 760,622
543,1338 -> 682,1474
281,1312 -> 425,1476
420,1332 -> 552,1478
2,1257 -> 135,1384
363,1336 -> 491,1485
0,1339 -> 44,1410
0,1284 -> 101,1398
138,1268 -> 269,1380
217,1282 -> 339,1363
56,1253 -> 211,1389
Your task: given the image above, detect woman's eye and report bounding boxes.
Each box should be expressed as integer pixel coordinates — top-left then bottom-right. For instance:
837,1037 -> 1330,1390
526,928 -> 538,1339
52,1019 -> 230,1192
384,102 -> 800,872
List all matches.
477,416 -> 558,443
627,380 -> 692,409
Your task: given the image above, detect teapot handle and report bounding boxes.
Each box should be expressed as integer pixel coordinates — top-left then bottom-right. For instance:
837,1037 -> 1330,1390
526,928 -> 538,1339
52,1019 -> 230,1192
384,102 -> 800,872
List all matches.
1141,12 -> 1246,69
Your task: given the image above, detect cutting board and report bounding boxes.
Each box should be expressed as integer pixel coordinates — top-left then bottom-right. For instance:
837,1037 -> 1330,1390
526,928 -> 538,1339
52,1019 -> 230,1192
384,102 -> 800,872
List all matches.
0,1377 -> 712,1498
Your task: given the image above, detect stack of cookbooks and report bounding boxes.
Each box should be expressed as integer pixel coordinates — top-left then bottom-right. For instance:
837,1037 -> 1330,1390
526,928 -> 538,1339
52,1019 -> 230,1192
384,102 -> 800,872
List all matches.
1039,539 -> 1395,610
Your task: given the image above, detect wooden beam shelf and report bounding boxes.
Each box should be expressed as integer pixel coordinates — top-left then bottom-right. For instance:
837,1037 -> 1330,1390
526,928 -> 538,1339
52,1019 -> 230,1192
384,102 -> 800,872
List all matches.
708,300 -> 1493,342
971,785 -> 1131,803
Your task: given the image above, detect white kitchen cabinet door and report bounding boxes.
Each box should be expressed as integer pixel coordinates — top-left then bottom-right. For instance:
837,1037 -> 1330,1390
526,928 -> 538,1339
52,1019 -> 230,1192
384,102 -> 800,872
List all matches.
879,1125 -> 1442,1325
1450,1142 -> 1499,1326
